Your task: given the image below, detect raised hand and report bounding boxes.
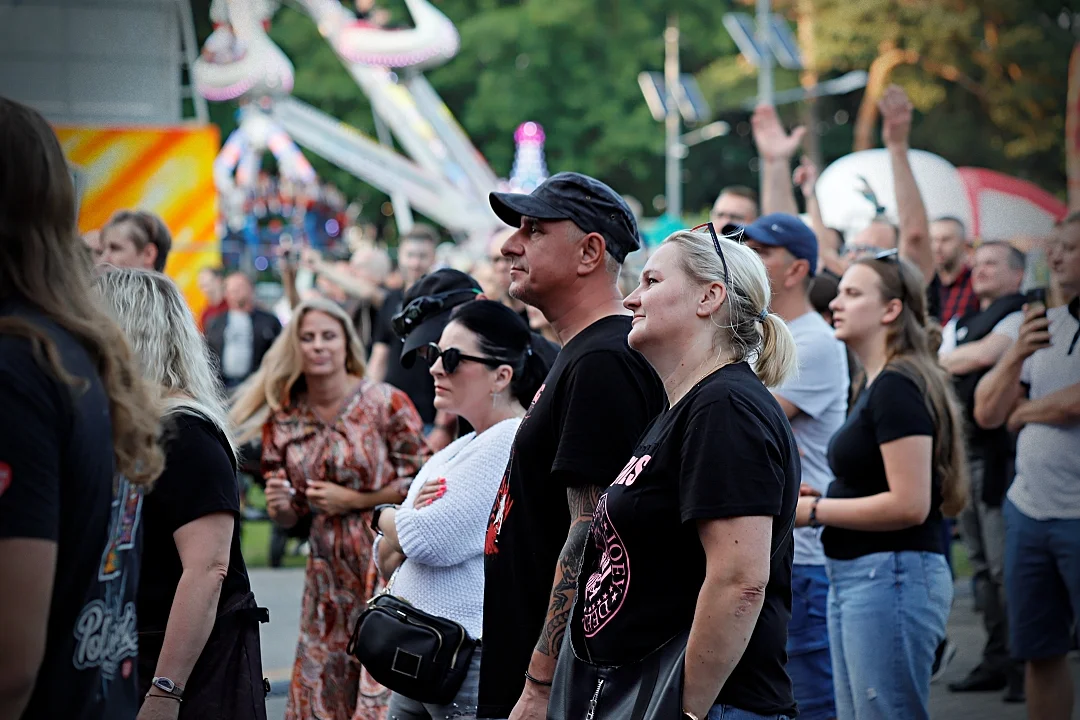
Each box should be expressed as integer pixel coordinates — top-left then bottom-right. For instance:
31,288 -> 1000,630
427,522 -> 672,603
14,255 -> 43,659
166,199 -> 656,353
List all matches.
792,155 -> 819,198
751,104 -> 807,162
879,84 -> 913,148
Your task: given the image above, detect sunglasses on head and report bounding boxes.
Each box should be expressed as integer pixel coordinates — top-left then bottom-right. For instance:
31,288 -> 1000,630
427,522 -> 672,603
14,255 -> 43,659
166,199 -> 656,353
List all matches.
418,343 -> 505,374
391,288 -> 481,337
691,221 -> 742,286
867,248 -> 913,309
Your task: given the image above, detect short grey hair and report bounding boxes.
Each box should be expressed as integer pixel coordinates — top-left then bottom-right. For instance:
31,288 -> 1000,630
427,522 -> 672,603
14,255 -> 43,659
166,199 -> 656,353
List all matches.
95,268 -> 236,458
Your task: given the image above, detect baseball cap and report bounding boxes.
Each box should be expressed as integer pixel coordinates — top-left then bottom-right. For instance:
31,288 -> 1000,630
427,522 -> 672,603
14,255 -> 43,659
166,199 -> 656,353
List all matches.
393,269 -> 482,365
724,213 -> 819,276
489,172 -> 642,263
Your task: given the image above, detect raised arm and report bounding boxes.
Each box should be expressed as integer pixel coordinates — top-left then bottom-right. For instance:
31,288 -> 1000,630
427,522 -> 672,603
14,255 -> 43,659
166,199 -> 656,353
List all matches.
751,104 -> 805,217
794,156 -> 846,275
880,85 -> 933,282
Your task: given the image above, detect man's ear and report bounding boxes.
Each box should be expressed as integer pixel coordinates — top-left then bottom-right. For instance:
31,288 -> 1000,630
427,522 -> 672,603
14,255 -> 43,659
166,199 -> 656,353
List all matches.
577,232 -> 607,275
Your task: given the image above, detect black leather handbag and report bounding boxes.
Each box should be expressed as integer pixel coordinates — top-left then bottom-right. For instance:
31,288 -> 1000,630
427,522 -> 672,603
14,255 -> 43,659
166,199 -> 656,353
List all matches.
346,593 -> 477,705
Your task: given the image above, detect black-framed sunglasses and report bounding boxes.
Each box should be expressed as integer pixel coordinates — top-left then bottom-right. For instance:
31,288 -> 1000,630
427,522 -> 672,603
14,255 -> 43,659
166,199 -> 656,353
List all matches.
691,221 -> 739,286
868,248 -> 912,308
418,342 -> 505,374
391,288 -> 481,337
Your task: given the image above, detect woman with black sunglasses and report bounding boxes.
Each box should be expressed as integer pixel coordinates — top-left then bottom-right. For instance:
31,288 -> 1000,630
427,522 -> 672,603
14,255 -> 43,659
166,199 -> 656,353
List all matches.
795,253 -> 967,720
372,300 -> 552,720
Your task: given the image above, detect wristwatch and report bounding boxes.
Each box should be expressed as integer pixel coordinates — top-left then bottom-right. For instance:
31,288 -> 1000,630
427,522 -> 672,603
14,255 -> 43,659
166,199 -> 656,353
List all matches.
150,676 -> 184,700
809,496 -> 823,529
371,503 -> 397,534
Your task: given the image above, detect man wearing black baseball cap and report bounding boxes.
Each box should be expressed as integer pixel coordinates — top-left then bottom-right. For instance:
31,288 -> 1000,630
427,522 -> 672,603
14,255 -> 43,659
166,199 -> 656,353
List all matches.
476,173 -> 666,719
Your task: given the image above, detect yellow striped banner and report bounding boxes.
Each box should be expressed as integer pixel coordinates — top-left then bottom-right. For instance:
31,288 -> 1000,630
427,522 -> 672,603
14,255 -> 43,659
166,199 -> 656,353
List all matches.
55,124 -> 222,319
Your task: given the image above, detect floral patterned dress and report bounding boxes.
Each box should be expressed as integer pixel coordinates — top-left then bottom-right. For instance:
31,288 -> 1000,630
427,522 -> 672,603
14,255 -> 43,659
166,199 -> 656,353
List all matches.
263,380 -> 430,720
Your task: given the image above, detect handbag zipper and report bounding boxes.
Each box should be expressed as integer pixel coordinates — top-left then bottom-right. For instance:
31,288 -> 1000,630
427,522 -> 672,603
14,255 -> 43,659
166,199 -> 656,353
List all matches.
584,678 -> 605,720
395,610 -> 444,656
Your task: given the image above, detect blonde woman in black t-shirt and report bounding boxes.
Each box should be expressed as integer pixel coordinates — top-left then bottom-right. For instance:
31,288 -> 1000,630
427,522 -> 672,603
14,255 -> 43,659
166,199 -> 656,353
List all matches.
555,225 -> 802,720
795,251 -> 967,720
96,268 -> 265,719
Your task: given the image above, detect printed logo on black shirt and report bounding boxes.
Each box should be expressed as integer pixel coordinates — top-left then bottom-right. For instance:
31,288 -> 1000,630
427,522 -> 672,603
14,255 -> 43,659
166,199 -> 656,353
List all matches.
580,455 -> 650,636
72,476 -> 142,684
485,455 -> 514,556
484,383 -> 546,555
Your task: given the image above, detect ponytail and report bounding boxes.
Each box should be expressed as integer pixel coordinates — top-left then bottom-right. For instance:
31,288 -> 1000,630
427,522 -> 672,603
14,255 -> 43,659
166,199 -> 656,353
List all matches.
755,312 -> 798,388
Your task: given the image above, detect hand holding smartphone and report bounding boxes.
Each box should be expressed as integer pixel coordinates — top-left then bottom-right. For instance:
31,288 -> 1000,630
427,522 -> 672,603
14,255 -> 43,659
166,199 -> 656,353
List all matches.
1016,288 -> 1052,357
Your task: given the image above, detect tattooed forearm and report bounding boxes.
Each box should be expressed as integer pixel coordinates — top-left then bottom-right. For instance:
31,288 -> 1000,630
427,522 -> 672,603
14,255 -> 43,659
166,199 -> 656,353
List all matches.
535,485 -> 604,658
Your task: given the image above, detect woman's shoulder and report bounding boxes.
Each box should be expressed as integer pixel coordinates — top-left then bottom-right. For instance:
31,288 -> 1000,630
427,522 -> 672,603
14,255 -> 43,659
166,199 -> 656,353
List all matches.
871,367 -> 924,397
160,411 -> 235,480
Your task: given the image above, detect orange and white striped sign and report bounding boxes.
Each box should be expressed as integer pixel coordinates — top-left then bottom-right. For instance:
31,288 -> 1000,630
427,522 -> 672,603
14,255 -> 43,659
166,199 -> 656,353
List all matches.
54,124 -> 222,319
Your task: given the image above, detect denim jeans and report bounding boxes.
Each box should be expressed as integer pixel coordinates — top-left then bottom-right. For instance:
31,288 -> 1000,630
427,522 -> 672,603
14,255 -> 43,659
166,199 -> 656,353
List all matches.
826,551 -> 952,720
387,647 -> 481,720
1003,498 -> 1080,659
707,706 -> 790,720
787,564 -> 835,720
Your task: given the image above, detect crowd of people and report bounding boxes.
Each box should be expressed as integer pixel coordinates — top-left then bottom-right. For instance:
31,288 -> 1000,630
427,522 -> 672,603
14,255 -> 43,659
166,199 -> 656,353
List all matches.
1,78 -> 1077,720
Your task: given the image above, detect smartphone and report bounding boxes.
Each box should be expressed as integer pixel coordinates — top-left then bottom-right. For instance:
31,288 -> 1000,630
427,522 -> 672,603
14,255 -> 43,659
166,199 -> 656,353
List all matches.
1026,288 -> 1048,317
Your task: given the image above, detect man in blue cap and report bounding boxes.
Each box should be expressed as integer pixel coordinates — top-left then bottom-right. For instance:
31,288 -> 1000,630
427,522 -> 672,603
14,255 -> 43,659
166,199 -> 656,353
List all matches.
476,172 -> 666,720
733,213 -> 850,720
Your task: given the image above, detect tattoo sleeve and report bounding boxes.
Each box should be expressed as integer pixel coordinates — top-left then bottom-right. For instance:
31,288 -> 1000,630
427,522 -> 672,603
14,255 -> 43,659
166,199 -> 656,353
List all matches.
535,484 -> 605,657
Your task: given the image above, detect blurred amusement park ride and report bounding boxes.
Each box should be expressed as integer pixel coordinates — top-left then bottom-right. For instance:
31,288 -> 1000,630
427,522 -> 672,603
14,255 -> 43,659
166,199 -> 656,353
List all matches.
196,0 -> 548,261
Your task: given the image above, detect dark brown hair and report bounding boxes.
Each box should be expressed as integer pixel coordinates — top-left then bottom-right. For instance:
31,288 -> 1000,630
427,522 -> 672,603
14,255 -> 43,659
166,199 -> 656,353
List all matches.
0,97 -> 164,487
857,255 -> 968,516
102,210 -> 172,272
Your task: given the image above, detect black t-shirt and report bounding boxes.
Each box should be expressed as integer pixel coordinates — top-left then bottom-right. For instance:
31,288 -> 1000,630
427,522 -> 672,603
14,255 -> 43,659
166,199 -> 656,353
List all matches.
373,288 -> 437,425
0,302 -> 142,720
478,315 -> 666,718
926,274 -> 943,323
137,413 -> 249,633
824,370 -> 942,560
579,363 -> 799,717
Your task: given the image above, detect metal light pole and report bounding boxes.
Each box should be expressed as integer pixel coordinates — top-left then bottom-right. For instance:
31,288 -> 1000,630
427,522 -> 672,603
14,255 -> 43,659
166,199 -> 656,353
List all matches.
664,19 -> 682,219
756,0 -> 773,105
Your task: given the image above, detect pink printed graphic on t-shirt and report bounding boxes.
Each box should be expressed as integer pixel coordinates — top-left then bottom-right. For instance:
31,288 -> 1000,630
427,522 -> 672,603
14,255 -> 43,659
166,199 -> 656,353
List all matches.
581,493 -> 631,637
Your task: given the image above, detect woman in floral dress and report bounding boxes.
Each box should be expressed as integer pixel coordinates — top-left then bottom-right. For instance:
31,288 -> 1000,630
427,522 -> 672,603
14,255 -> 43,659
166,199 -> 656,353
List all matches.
232,297 -> 430,720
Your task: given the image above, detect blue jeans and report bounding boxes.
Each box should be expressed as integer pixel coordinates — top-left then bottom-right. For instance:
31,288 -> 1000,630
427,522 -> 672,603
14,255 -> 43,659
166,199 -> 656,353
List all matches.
1003,498 -> 1080,660
787,565 -> 835,720
707,706 -> 790,720
387,647 -> 481,719
827,552 -> 952,720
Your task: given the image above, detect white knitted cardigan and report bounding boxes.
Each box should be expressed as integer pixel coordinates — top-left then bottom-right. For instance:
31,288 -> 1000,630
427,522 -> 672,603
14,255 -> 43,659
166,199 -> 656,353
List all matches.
376,417 -> 519,638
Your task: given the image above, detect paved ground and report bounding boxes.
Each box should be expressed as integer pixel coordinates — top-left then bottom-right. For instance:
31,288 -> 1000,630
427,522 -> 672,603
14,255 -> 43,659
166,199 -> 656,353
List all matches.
251,568 -> 1080,720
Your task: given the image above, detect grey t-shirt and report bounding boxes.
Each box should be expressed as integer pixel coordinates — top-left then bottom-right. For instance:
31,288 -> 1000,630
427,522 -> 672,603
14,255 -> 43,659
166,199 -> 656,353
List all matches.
774,311 -> 850,566
1009,302 -> 1080,520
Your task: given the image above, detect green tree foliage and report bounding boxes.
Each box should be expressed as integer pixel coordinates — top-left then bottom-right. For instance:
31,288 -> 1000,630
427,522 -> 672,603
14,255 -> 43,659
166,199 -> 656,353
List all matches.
190,0 -> 1072,226
807,0 -> 1072,194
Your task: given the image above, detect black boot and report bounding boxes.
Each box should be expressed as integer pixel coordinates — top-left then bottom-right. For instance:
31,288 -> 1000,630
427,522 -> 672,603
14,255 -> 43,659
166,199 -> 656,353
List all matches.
948,664 -> 1007,693
1002,664 -> 1025,703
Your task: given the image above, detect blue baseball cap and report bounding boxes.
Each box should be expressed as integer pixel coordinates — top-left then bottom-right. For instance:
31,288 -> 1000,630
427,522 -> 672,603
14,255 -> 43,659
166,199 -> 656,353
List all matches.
489,172 -> 642,263
724,213 -> 818,276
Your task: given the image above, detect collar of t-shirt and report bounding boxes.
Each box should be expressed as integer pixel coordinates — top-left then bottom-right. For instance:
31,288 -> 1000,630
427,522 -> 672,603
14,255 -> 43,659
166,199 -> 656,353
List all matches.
1068,296 -> 1079,355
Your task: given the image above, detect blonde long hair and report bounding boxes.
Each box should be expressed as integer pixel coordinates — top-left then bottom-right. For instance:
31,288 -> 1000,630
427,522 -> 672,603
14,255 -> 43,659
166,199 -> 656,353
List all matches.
0,98 -> 163,487
94,268 -> 237,458
858,255 -> 968,517
663,229 -> 798,388
230,297 -> 368,443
